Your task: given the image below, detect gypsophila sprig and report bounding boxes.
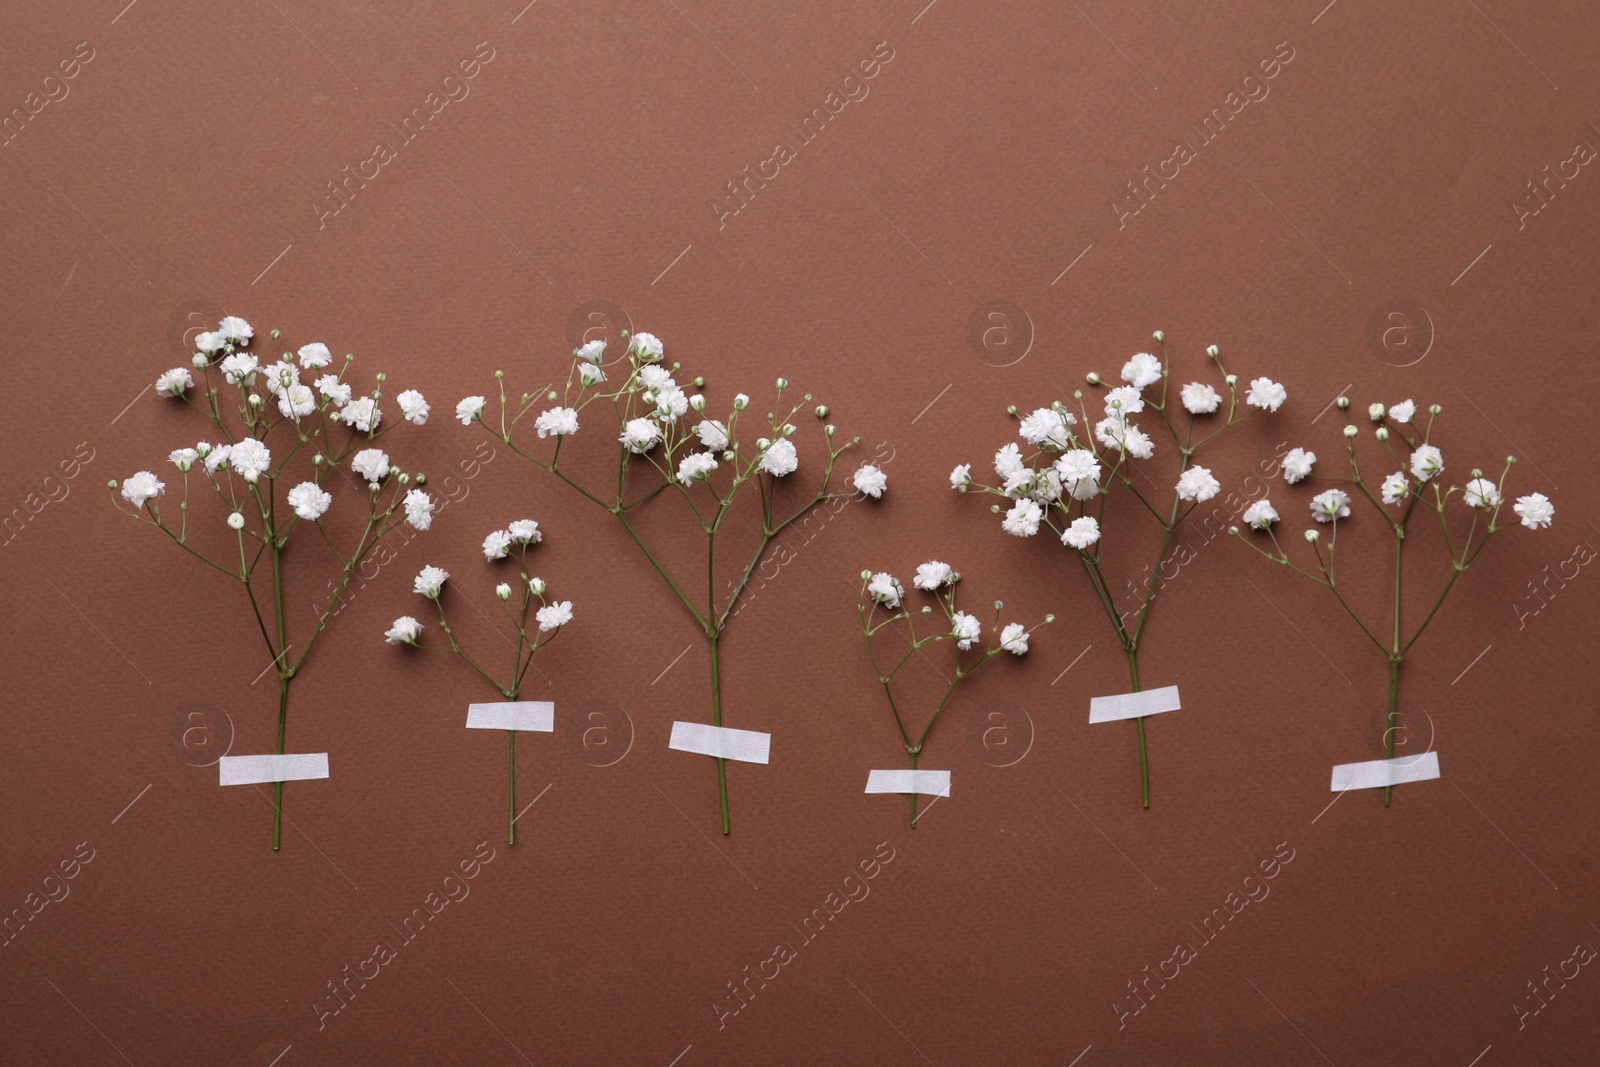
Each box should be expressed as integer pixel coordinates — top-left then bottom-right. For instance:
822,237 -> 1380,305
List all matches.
461,331 -> 886,834
859,565 -> 1052,827
956,333 -> 1285,808
387,522 -> 570,845
1230,396 -> 1553,805
108,314 -> 433,850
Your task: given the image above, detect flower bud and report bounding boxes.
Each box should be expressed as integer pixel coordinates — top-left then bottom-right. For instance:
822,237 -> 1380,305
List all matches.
1336,396 -> 1350,410
1227,525 -> 1240,536
398,473 -> 411,485
756,437 -> 771,451
1044,614 -> 1056,623
1429,404 -> 1441,416
1343,425 -> 1359,438
993,600 -> 1004,611
1085,372 -> 1101,385
196,442 -> 213,457
1471,468 -> 1483,479
376,372 -> 387,383
416,473 -> 426,484
370,482 -> 381,493
1006,404 -> 1018,416
1506,455 -> 1516,465
1368,402 -> 1385,421
1225,374 -> 1238,387
528,576 -> 546,596
1206,344 -> 1219,358
694,377 -> 705,388
312,453 -> 323,465
775,377 -> 789,390
248,394 -> 263,407
815,404 -> 829,418
1153,330 -> 1164,342
242,470 -> 260,484
107,479 -> 118,489
860,569 -> 873,581
1304,529 -> 1320,543
1375,427 -> 1389,441
783,423 -> 796,436
192,353 -> 208,368
921,605 -> 932,614
825,425 -> 836,437
228,512 -> 245,530
690,394 -> 706,412
733,393 -> 749,411
270,329 -> 281,340
495,582 -> 512,601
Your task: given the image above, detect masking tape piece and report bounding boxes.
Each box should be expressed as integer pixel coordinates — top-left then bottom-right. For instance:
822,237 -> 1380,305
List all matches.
865,769 -> 951,796
1088,685 -> 1181,724
466,701 -> 555,732
668,721 -> 770,764
219,753 -> 329,786
1330,752 -> 1440,791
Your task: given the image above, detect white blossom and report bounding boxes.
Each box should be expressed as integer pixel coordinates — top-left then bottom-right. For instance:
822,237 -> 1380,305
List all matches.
297,343 -> 332,369
1463,478 -> 1500,509
629,332 -> 663,360
397,389 -> 429,425
262,360 -> 297,395
385,616 -> 422,645
913,561 -> 953,591
1410,444 -> 1443,482
1180,382 -> 1221,414
495,582 -> 513,601
1246,377 -> 1287,412
1380,471 -> 1409,506
1513,492 -> 1554,529
1176,466 -> 1221,502
277,384 -> 316,421
1282,448 -> 1316,484
1388,399 -> 1415,424
1104,386 -> 1145,416
230,439 -> 271,482
576,339 -> 606,363
678,452 -> 719,483
694,420 -> 729,451
413,565 -> 449,598
999,622 -> 1029,655
994,443 -> 1027,481
535,406 -> 580,437
1310,488 -> 1351,522
579,363 -> 606,387
168,447 -> 198,472
287,482 -> 331,521
227,511 -> 245,530
316,375 -> 352,405
456,396 -> 486,425
654,384 -> 690,422
951,611 -> 981,651
1121,352 -> 1163,389
1062,515 -> 1100,550
1053,450 -> 1101,501
950,463 -> 972,490
1019,407 -> 1074,449
404,488 -> 435,530
220,353 -> 258,385
638,366 -> 674,391
759,438 -> 798,476
1003,499 -> 1042,537
483,529 -> 512,560
218,316 -> 253,344
1241,499 -> 1278,529
620,417 -> 661,454
853,464 -> 887,498
1123,425 -> 1155,459
120,471 -> 164,507
351,448 -> 390,483
194,330 -> 225,355
156,367 -> 193,397
867,572 -> 903,608
536,601 -> 574,631
508,519 -> 541,544
339,396 -> 381,433
203,444 -> 232,475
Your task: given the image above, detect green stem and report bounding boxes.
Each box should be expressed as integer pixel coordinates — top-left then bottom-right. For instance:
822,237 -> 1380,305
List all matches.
508,729 -> 517,845
909,747 -> 919,829
1383,657 -> 1399,808
710,632 -> 729,835
1129,649 -> 1148,810
273,677 -> 288,851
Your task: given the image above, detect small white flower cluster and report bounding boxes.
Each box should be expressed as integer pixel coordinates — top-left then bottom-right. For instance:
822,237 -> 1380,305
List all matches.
862,562 -> 1038,656
390,524 -> 573,645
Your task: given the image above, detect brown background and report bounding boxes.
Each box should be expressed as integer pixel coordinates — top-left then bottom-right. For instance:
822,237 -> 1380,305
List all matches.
2,0 -> 1597,1063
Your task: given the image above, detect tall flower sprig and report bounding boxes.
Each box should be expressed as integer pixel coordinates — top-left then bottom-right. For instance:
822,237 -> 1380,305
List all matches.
955,333 -> 1285,807
1229,396 -> 1554,805
385,520 -> 571,844
109,316 -> 435,849
859,563 -> 1052,827
459,331 -> 886,833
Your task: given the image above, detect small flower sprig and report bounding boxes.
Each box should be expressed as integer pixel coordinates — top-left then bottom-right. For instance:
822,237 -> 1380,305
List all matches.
457,332 -> 886,834
1229,396 -> 1554,805
386,520 -> 571,844
109,315 -> 435,850
860,563 -> 1052,827
955,333 -> 1286,807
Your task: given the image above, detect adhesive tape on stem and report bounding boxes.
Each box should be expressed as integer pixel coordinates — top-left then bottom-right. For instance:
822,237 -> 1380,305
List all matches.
1088,685 -> 1181,724
466,701 -> 554,732
865,769 -> 951,796
1329,752 -> 1440,791
218,753 -> 329,786
668,721 -> 770,764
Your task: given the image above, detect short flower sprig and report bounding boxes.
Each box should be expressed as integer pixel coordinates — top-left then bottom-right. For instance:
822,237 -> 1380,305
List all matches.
859,563 -> 1052,827
386,520 -> 570,844
955,334 -> 1285,808
458,332 -> 887,834
109,316 -> 435,850
1229,396 -> 1554,805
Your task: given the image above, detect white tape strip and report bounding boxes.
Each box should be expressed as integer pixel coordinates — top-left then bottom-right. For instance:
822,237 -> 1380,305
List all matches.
1088,685 -> 1181,724
668,721 -> 770,764
219,753 -> 329,786
865,769 -> 951,797
466,701 -> 554,732
1330,752 -> 1441,791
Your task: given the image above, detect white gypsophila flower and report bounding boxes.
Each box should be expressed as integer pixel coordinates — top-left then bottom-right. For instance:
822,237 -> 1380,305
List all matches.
620,417 -> 660,454
999,622 -> 1029,655
1032,468 -> 1064,504
535,406 -> 580,438
1003,499 -> 1043,537
404,488 -> 435,530
1368,402 -> 1387,422
1463,478 -> 1501,509
1122,352 -> 1163,389
278,384 -> 316,421
508,519 -> 541,544
694,420 -> 729,451
1514,492 -> 1554,529
913,561 -> 954,591
1176,466 -> 1221,503
351,448 -> 390,483
385,616 -> 422,645
316,375 -> 352,406
156,367 -> 193,397
1180,382 -> 1221,414
1242,499 -> 1278,529
994,443 -> 1027,481
1062,515 -> 1100,550
951,611 -> 981,651
203,444 -> 232,475
456,396 -> 486,425
853,464 -> 887,498
287,482 -> 331,521
1311,488 -> 1352,522
576,339 -> 606,363
536,600 -> 574,631
654,384 -> 689,422
867,571 -> 903,608
950,463 -> 972,490
1410,444 -> 1443,482
220,353 -> 258,385
262,360 -> 297,395
120,471 -> 164,507
413,565 -> 449,598
227,511 -> 245,530
629,332 -> 663,360
1381,471 -> 1409,506
638,365 -> 674,391
1246,377 -> 1287,412
483,529 -> 512,560
194,330 -> 226,355
230,439 -> 271,482
1093,415 -> 1129,453
759,438 -> 799,477
297,343 -> 332,369
495,582 -> 513,601
578,363 -> 606,387
1002,468 -> 1038,501
168,447 -> 198,472
1019,407 -> 1074,449
1388,399 -> 1416,424
218,316 -> 253,344
1282,447 -> 1316,484
678,452 -> 719,483
397,389 -> 429,425
732,392 -> 750,411
1123,425 -> 1155,460
1104,385 -> 1145,416
1053,450 -> 1101,501
340,396 -> 381,433
527,576 -> 546,596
